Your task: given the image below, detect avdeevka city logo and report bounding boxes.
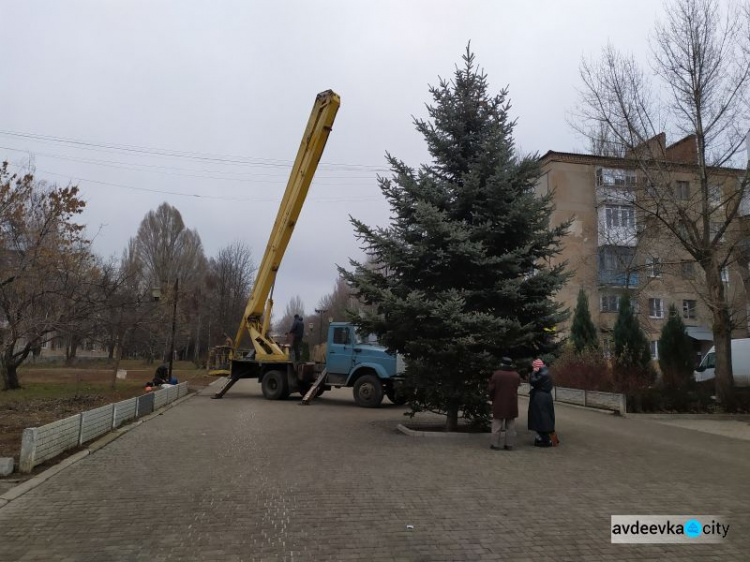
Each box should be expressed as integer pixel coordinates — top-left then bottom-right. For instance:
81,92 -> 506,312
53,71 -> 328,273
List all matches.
684,519 -> 702,538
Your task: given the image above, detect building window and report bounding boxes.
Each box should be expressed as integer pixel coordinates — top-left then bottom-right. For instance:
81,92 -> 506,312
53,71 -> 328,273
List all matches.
650,341 -> 659,360
649,298 -> 664,318
600,295 -> 620,313
675,181 -> 690,201
85,340 -> 94,351
646,256 -> 662,278
709,184 -> 722,205
605,205 -> 635,228
681,261 -> 695,279
721,267 -> 729,283
41,340 -> 48,349
597,168 -> 638,187
682,299 -> 697,319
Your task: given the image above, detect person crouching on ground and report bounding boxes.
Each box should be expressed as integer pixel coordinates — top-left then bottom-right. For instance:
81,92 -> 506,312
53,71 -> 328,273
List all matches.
528,358 -> 559,447
488,356 -> 521,451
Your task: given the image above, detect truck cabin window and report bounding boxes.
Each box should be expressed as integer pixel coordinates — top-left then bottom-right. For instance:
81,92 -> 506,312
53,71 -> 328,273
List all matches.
333,327 -> 350,345
355,331 -> 378,345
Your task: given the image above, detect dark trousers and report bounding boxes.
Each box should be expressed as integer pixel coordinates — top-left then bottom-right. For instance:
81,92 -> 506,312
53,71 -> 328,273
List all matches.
291,338 -> 301,363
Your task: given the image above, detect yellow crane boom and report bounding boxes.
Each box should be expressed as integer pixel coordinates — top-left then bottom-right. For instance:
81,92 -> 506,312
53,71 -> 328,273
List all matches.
234,90 -> 340,362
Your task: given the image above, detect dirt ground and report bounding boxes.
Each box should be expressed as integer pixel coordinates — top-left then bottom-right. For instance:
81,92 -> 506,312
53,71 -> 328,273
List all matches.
0,364 -> 216,465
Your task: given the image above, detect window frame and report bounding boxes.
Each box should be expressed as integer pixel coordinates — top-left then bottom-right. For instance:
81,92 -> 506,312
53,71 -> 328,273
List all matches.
682,299 -> 697,320
649,298 -> 664,319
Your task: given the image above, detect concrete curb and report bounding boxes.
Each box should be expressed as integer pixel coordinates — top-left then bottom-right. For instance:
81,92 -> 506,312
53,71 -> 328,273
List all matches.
0,390 -> 196,510
625,413 -> 750,421
396,423 -> 486,438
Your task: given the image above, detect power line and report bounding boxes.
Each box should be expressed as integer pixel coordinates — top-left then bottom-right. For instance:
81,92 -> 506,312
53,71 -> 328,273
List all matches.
0,129 -> 391,172
0,145 -> 381,184
34,168 -> 384,204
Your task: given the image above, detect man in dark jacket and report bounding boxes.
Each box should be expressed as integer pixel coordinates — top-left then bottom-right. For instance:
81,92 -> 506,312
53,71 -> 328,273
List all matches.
288,314 -> 305,363
488,357 -> 521,451
528,358 -> 557,447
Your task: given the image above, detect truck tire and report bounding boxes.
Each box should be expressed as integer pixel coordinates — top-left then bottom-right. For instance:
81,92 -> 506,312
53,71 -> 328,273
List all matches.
262,370 -> 289,400
353,374 -> 384,408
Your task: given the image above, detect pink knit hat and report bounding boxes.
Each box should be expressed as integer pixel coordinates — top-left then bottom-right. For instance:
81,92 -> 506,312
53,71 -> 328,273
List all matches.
532,359 -> 544,369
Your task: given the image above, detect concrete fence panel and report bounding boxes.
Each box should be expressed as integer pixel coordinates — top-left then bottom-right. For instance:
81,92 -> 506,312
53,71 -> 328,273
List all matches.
19,414 -> 81,472
166,385 -> 179,403
136,393 -> 155,417
586,391 -> 622,412
517,382 -> 625,415
153,388 -> 169,410
555,387 -> 586,406
177,382 -> 188,398
113,397 -> 138,428
18,383 -> 192,473
80,404 -> 115,445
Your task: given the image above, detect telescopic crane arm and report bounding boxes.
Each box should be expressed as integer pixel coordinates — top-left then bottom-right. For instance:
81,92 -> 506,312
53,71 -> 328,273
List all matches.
233,90 -> 340,362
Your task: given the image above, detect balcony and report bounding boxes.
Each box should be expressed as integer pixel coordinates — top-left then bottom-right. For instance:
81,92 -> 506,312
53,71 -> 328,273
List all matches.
598,269 -> 639,287
596,185 -> 635,205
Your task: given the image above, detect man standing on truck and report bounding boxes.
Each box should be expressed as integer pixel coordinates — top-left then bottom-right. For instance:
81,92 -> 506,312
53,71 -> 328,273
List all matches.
288,314 -> 304,364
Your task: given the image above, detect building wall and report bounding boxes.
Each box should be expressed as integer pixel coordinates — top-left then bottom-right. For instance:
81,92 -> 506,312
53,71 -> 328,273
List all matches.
540,152 -> 749,364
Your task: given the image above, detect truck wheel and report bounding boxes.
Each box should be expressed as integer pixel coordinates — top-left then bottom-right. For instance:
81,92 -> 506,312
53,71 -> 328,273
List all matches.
353,374 -> 384,408
386,387 -> 407,406
262,370 -> 289,400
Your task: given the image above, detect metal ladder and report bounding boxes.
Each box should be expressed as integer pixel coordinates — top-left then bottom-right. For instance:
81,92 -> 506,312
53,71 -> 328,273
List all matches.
299,368 -> 327,405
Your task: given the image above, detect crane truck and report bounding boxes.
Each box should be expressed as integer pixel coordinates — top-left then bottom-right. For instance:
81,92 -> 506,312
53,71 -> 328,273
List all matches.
209,90 -> 405,407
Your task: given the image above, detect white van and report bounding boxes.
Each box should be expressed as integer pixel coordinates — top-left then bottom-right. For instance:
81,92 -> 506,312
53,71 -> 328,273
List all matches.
694,338 -> 750,387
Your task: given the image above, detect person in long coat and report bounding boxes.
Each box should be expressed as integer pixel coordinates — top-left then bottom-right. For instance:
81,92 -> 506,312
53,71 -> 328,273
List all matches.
488,357 -> 521,451
528,358 -> 558,447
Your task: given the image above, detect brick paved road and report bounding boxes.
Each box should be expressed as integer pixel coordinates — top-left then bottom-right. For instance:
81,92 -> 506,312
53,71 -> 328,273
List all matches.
0,380 -> 748,561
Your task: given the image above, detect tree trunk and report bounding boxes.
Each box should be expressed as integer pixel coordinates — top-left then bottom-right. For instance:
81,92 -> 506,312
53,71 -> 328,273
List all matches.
705,264 -> 735,410
107,341 -> 116,360
111,329 -> 128,390
446,403 -> 459,432
1,349 -> 21,390
66,337 -> 79,366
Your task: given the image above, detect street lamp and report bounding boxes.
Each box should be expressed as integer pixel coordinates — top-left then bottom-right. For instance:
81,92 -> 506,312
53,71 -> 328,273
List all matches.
168,278 -> 179,379
315,308 -> 328,345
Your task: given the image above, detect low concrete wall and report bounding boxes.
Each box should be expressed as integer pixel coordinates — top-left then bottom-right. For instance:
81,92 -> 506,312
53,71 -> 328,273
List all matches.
19,382 -> 188,473
519,383 -> 625,416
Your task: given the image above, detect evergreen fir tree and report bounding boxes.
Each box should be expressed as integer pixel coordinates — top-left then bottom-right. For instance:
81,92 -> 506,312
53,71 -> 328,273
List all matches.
658,304 -> 694,390
570,288 -> 599,353
612,294 -> 655,390
340,46 -> 570,430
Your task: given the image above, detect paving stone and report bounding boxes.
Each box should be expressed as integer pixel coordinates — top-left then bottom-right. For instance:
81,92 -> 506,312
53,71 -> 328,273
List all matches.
0,382 -> 748,560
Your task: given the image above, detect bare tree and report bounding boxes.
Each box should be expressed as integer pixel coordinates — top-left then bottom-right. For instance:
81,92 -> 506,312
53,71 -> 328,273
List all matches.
129,202 -> 208,362
205,240 -> 255,346
0,163 -> 96,390
277,295 -> 305,340
575,0 -> 750,407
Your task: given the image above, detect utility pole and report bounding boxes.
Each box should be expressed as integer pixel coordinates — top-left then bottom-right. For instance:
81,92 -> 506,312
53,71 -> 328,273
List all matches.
314,308 -> 328,345
168,278 -> 179,379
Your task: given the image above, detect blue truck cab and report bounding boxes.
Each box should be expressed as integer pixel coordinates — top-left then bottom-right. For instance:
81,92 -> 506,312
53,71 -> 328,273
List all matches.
323,322 -> 405,407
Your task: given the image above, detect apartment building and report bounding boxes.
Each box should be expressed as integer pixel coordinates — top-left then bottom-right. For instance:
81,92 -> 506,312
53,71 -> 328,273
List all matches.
538,135 -> 749,366
36,334 -> 110,361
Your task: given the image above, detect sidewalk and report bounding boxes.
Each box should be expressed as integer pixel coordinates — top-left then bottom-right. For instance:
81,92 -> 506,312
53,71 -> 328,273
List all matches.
0,380 -> 748,561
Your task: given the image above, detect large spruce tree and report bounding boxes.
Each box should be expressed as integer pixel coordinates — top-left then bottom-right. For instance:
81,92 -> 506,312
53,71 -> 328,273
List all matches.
340,47 -> 569,430
570,288 -> 599,353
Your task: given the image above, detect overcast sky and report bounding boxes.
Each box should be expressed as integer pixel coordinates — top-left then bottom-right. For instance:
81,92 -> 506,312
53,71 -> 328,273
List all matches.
1,0 -> 661,318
